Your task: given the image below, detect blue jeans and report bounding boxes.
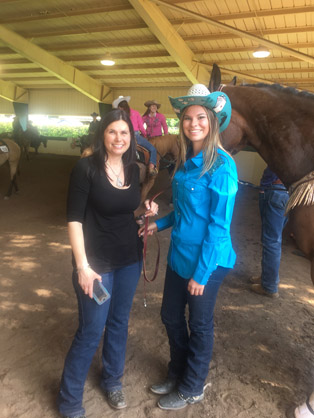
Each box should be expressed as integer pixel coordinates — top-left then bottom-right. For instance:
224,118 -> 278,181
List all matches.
259,187 -> 289,293
161,265 -> 230,397
135,131 -> 157,166
57,261 -> 142,418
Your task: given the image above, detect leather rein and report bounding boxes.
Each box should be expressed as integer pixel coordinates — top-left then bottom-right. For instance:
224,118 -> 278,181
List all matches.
142,190 -> 164,283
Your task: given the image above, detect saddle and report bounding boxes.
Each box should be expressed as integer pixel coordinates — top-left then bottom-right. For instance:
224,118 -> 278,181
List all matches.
0,139 -> 9,154
136,144 -> 150,165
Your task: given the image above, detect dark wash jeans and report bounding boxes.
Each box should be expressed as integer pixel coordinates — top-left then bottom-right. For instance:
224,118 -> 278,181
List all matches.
161,265 -> 230,397
259,186 -> 289,293
135,131 -> 157,166
58,261 -> 142,418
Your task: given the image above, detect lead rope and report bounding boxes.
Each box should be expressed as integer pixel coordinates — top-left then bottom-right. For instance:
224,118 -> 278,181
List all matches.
142,190 -> 164,307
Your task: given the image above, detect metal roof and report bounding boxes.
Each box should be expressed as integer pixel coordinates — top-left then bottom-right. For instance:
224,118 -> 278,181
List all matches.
0,0 -> 313,104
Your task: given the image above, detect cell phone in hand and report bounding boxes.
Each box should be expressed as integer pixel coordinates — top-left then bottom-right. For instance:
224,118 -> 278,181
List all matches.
93,280 -> 110,305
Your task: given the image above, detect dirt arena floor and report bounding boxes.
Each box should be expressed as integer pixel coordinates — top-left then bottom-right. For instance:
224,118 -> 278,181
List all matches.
0,153 -> 313,418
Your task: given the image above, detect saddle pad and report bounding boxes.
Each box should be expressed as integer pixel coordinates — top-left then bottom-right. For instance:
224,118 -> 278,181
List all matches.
0,145 -> 9,153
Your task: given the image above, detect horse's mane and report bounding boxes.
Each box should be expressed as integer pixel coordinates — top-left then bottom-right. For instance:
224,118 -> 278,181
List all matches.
242,83 -> 314,100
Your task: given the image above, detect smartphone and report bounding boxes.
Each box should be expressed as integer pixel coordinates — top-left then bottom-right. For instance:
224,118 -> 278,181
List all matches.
93,280 -> 111,305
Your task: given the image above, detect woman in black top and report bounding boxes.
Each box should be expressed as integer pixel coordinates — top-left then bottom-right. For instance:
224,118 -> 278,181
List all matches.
58,109 -> 158,418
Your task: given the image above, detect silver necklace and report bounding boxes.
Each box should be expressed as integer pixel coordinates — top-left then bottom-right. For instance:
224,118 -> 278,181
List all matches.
106,161 -> 123,187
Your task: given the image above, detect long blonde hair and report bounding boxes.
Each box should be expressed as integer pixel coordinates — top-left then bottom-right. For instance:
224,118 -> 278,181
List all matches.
173,106 -> 225,177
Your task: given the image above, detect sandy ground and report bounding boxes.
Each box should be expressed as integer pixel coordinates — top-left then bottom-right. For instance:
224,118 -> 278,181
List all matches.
0,153 -> 313,418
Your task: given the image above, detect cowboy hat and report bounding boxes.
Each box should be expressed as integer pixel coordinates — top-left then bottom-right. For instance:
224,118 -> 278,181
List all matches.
112,95 -> 131,109
90,112 -> 98,117
169,84 -> 232,132
144,99 -> 161,109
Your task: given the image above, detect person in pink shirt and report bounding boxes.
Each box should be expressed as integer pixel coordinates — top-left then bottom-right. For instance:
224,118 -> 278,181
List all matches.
142,100 -> 168,139
112,96 -> 158,176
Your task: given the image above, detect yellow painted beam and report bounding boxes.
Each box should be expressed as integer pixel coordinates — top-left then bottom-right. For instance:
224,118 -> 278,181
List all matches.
151,0 -> 314,67
0,24 -> 112,103
0,78 -> 28,102
129,0 -> 209,85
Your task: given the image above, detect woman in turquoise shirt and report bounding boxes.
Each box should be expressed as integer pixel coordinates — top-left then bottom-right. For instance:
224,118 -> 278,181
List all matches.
142,84 -> 238,410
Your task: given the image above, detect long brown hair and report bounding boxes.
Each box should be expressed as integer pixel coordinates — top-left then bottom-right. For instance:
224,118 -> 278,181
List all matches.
142,107 -> 160,117
91,109 -> 136,185
118,100 -> 130,116
174,106 -> 226,177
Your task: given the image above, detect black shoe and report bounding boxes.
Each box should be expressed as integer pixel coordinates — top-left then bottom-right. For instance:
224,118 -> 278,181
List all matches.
150,378 -> 177,395
158,390 -> 204,410
105,389 -> 127,409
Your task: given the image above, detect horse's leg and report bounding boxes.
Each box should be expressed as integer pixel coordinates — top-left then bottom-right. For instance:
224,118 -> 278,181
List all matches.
5,179 -> 14,199
134,162 -> 156,218
140,176 -> 155,203
289,206 -> 314,284
25,144 -> 30,160
7,153 -> 20,196
12,173 -> 19,193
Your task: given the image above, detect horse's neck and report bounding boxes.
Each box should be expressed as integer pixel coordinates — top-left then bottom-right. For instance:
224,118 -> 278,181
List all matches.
225,86 -> 314,186
151,135 -> 179,157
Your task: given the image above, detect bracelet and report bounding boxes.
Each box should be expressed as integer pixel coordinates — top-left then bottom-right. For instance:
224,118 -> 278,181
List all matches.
76,264 -> 90,273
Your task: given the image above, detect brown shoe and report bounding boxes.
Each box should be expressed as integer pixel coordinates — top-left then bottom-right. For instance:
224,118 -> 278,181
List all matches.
250,283 -> 279,298
250,276 -> 261,284
148,166 -> 158,177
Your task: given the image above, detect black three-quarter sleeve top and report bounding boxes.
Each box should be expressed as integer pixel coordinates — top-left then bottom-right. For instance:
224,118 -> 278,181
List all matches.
67,156 -> 143,273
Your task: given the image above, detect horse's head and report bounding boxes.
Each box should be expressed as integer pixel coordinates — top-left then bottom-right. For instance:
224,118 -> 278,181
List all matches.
221,109 -> 249,155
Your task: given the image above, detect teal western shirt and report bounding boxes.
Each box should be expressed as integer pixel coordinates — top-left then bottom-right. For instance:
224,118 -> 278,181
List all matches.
156,148 -> 238,285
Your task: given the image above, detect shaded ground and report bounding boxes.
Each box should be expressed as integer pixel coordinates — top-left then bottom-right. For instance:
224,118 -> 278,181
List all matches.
0,153 -> 313,418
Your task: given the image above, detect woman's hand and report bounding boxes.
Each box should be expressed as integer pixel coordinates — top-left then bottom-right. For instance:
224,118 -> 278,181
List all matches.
144,199 -> 159,217
138,221 -> 157,237
188,278 -> 205,296
78,266 -> 102,299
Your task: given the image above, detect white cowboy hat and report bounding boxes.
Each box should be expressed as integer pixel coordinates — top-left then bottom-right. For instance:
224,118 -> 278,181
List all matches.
169,84 -> 232,133
112,96 -> 131,109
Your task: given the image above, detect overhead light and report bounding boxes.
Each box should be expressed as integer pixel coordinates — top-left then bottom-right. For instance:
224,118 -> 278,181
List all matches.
100,52 -> 115,66
253,46 -> 270,58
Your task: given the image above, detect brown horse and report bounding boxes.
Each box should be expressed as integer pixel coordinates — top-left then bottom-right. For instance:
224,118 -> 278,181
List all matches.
0,138 -> 21,198
209,64 -> 314,284
138,134 -> 179,203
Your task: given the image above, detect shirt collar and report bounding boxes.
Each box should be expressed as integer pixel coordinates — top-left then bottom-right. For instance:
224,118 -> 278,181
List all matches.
185,149 -> 204,169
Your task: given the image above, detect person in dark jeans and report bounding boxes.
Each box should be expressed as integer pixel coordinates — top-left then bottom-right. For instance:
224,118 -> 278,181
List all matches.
250,166 -> 289,298
140,84 -> 237,411
57,109 -> 158,418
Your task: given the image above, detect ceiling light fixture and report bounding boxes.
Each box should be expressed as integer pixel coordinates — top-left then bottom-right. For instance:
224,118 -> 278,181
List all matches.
100,52 -> 115,66
252,46 -> 270,58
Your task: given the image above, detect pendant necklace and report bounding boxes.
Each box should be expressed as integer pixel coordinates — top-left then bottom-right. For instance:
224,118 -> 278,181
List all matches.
106,161 -> 123,187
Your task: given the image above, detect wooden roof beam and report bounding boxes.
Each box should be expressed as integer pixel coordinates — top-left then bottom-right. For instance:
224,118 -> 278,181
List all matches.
0,24 -> 112,103
2,42 -> 313,65
2,4 -> 312,24
15,23 -> 314,41
129,0 -> 209,84
151,0 -> 314,66
0,4 -> 133,24
20,22 -> 148,39
169,5 -> 314,21
0,77 -> 28,102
